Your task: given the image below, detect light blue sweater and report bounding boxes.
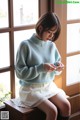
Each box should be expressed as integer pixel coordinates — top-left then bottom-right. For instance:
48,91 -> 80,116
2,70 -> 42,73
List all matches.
15,34 -> 61,86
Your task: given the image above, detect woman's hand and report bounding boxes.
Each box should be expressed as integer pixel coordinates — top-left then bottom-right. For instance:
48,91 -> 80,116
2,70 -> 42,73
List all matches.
44,63 -> 57,72
55,62 -> 64,72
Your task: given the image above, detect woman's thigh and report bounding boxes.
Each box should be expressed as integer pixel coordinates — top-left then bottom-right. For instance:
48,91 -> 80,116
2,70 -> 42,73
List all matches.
49,93 -> 71,116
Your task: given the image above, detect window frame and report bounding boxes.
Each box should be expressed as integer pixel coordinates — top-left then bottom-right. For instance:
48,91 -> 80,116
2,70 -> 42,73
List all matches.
54,3 -> 80,96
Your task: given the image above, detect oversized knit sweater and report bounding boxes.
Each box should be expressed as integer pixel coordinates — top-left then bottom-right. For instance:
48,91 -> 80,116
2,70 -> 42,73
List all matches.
15,33 -> 61,86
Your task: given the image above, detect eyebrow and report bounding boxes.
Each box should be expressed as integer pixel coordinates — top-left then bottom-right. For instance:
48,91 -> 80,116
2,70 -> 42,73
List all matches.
50,26 -> 58,32
49,29 -> 57,33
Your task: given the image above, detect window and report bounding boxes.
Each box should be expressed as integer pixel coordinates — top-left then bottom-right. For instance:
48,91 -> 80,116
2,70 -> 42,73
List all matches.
67,4 -> 80,86
13,0 -> 38,26
66,55 -> 80,85
54,2 -> 80,95
0,0 -> 9,28
0,33 -> 10,68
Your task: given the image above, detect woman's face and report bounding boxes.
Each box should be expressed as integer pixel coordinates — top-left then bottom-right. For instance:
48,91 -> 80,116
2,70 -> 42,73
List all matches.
42,26 -> 57,41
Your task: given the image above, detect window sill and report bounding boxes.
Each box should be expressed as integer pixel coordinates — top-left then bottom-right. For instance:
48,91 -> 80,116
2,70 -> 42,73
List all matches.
0,103 -> 5,109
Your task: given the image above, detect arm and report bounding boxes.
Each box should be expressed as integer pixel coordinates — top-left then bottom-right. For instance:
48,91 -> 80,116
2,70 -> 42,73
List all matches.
15,42 -> 45,81
54,44 -> 64,75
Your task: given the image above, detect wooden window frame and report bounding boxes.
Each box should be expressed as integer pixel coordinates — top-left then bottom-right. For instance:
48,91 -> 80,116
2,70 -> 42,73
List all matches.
54,3 -> 80,96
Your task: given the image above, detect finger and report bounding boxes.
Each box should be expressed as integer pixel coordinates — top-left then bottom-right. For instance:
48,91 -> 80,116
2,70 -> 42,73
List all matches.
49,66 -> 56,72
50,64 -> 57,69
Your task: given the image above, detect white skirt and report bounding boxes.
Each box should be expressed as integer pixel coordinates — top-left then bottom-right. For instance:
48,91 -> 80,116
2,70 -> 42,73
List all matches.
12,82 -> 68,108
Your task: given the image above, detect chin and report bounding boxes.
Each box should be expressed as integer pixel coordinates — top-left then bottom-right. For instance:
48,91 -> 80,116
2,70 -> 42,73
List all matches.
44,39 -> 48,41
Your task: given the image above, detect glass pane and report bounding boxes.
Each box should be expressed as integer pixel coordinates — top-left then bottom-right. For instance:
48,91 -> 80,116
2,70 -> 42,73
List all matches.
67,3 -> 80,20
13,0 -> 38,26
66,55 -> 80,86
0,72 -> 11,105
67,23 -> 80,53
0,33 -> 10,68
0,0 -> 8,28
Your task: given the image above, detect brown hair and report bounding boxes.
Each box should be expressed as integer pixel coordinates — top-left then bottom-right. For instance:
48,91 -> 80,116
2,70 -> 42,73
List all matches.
35,12 -> 61,42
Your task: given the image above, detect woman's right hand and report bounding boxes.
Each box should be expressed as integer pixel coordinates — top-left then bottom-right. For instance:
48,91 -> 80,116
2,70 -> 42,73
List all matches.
43,63 -> 57,72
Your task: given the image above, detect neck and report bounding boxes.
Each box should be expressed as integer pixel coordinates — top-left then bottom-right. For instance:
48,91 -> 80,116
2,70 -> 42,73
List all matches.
35,33 -> 42,40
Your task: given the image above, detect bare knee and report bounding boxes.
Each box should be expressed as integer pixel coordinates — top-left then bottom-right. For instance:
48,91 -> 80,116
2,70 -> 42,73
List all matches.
37,100 -> 58,120
61,100 -> 71,116
46,106 -> 58,120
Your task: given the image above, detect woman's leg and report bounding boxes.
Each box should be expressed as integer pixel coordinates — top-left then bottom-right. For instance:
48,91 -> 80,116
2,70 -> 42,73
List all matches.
37,99 -> 58,120
49,93 -> 71,120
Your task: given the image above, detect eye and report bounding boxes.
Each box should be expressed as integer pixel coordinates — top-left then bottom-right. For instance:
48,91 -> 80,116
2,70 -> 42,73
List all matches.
48,30 -> 51,34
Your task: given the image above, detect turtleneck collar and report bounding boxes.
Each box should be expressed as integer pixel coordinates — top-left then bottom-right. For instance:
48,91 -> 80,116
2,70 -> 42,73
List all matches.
30,33 -> 46,45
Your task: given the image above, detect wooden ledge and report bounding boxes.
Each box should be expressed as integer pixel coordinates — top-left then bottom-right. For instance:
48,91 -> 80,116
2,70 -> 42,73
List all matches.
4,100 -> 35,114
4,100 -> 46,120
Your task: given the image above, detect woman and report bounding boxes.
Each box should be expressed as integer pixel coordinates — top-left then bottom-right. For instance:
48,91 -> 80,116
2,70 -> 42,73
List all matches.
15,12 -> 71,120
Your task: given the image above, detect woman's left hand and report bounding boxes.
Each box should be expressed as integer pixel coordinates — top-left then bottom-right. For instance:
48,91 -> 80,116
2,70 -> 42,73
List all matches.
55,62 -> 64,72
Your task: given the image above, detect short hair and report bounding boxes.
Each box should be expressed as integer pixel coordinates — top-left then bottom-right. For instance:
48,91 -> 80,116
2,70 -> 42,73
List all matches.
35,12 -> 61,42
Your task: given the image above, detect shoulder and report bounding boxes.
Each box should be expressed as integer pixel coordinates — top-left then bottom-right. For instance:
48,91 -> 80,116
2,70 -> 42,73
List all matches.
47,41 -> 57,48
19,39 -> 30,49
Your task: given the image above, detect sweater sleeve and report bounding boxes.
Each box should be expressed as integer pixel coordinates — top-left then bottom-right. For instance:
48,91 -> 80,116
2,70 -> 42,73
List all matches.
15,42 -> 45,81
54,44 -> 62,75
55,44 -> 61,63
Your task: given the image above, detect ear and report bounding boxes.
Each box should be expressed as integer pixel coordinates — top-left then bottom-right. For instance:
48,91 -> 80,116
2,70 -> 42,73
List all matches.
38,25 -> 43,33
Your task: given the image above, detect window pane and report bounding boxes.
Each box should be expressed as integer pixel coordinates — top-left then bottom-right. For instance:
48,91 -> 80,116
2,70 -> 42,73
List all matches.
66,55 -> 80,86
0,0 -> 8,28
0,33 -> 10,68
67,3 -> 80,20
0,72 -> 10,105
13,0 -> 38,26
67,23 -> 80,53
